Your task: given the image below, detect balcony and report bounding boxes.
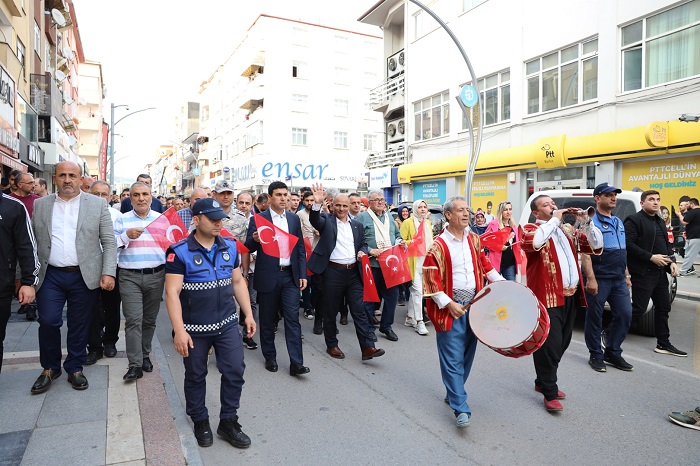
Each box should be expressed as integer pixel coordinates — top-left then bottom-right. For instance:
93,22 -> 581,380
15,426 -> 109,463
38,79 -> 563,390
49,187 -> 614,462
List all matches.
369,74 -> 405,115
365,145 -> 407,170
0,42 -> 24,80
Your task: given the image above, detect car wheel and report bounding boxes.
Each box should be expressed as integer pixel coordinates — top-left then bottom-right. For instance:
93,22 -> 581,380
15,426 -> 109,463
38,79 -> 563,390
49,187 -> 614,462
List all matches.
632,308 -> 656,337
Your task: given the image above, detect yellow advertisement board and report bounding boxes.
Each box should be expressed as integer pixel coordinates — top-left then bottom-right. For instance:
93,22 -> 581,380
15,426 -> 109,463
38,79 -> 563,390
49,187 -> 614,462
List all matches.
470,173 -> 509,213
621,155 -> 700,203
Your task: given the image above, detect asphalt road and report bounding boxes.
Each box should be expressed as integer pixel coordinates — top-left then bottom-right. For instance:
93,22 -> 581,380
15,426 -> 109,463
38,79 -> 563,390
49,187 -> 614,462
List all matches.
155,298 -> 699,465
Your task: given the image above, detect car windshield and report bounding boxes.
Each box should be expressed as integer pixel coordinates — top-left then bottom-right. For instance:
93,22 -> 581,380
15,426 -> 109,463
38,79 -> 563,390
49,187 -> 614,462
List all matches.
526,198 -> 637,225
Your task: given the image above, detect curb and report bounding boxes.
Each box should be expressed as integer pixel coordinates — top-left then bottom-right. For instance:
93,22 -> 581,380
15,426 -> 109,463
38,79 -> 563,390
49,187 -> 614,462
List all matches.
676,291 -> 700,303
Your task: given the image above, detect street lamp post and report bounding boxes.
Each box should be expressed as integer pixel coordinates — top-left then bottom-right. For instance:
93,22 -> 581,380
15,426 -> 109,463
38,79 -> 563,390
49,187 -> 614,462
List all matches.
109,103 -> 156,187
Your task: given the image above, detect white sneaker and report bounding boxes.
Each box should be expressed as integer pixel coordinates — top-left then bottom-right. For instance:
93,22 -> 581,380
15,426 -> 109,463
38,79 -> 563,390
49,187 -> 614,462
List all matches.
405,316 -> 416,327
416,321 -> 429,335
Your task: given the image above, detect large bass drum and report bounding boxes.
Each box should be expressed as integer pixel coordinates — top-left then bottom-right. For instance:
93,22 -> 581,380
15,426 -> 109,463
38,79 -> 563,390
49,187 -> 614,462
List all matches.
469,281 -> 550,358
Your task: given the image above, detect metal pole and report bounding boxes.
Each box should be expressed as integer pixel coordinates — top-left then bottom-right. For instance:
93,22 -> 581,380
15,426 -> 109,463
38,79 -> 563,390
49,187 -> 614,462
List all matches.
109,103 -> 115,187
407,0 -> 483,203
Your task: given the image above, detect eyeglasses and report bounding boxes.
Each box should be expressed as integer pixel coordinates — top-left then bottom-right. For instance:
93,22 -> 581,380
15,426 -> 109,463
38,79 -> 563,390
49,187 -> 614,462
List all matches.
370,198 -> 385,203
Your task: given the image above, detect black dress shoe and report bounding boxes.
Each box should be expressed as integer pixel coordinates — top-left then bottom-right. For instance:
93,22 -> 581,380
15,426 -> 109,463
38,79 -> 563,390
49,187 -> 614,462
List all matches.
290,363 -> 310,376
379,328 -> 399,341
312,325 -> 323,335
123,366 -> 143,381
25,304 -> 37,321
368,331 -> 378,342
194,419 -> 214,447
339,315 -> 348,325
31,368 -> 62,394
85,351 -> 103,366
217,416 -> 251,449
142,357 -> 154,372
67,371 -> 89,390
264,359 -> 278,372
103,345 -> 117,358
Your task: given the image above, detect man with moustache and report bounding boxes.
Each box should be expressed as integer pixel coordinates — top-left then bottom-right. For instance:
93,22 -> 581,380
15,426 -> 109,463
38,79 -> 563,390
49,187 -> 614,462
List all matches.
119,174 -> 164,213
114,182 -> 166,381
30,161 -> 117,393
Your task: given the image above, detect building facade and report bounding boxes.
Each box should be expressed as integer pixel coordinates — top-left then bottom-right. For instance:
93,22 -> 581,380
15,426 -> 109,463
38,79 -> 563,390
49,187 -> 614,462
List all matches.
195,14 -> 383,195
360,0 -> 700,211
77,60 -> 104,178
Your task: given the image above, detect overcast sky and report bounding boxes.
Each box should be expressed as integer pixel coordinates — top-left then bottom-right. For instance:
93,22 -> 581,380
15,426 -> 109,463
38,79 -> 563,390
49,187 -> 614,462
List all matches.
71,0 -> 380,179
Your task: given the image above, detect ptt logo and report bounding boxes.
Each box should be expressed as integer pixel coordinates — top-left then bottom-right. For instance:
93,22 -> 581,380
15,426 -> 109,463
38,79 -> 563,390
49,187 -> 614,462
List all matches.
541,144 -> 555,159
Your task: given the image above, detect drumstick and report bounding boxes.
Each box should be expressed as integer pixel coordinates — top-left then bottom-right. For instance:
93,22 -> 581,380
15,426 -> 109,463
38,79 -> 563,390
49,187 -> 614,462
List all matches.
461,287 -> 492,310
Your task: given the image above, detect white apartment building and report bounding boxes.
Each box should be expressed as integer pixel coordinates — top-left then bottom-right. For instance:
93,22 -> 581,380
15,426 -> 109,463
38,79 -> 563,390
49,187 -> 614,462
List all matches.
198,14 -> 384,194
77,60 -> 105,178
360,0 -> 700,211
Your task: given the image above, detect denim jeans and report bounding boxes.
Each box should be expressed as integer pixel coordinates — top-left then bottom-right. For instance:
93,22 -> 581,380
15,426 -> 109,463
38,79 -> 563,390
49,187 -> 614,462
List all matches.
584,276 -> 632,358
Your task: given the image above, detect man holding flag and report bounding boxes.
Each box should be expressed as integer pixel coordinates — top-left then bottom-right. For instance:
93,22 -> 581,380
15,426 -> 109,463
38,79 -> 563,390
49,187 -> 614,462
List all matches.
356,189 -> 404,342
307,184 -> 385,361
400,199 -> 433,335
244,181 -> 309,376
114,182 -> 173,381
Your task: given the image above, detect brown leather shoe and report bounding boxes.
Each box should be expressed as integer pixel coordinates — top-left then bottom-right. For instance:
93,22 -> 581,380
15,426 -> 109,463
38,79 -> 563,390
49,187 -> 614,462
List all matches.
326,347 -> 345,359
361,347 -> 385,361
31,368 -> 62,394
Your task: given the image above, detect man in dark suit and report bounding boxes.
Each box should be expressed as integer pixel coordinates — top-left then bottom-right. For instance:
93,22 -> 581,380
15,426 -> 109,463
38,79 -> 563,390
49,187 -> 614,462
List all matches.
119,174 -> 164,213
244,181 -> 309,376
307,184 -> 385,361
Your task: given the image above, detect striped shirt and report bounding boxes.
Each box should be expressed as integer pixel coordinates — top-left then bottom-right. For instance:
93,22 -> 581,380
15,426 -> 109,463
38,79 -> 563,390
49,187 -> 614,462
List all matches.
114,209 -> 166,269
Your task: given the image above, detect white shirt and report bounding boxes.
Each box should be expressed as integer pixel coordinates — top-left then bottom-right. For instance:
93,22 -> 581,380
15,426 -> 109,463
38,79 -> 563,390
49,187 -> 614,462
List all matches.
48,194 -> 81,267
329,217 -> 355,264
431,228 -> 504,308
271,210 -> 291,267
532,217 -> 603,288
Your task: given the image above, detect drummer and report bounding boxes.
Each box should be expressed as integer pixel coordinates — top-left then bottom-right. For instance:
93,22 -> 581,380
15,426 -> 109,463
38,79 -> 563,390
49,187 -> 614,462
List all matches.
422,197 -> 505,428
521,195 -> 603,412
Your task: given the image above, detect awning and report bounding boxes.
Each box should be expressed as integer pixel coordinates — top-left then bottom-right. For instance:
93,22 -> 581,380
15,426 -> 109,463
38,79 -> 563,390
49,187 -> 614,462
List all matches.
240,98 -> 263,111
241,64 -> 263,77
398,120 -> 700,183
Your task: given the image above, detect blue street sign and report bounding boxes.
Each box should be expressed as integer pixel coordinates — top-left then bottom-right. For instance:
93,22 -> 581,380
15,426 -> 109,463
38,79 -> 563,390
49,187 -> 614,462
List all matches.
460,85 -> 478,108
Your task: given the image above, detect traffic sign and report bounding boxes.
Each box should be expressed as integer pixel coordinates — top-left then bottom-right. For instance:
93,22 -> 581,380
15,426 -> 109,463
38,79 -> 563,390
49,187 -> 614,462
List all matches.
460,85 -> 478,108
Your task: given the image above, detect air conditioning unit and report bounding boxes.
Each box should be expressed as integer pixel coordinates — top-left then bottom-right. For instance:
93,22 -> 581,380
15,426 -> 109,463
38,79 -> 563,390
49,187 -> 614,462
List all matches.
386,117 -> 405,143
386,142 -> 405,155
387,49 -> 405,78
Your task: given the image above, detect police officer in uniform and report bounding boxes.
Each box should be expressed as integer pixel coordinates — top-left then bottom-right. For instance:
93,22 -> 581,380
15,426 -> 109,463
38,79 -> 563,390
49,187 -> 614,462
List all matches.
165,198 -> 256,449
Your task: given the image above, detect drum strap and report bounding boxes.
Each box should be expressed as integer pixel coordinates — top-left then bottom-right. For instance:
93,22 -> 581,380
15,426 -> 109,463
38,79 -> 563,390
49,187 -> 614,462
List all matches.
453,288 -> 475,306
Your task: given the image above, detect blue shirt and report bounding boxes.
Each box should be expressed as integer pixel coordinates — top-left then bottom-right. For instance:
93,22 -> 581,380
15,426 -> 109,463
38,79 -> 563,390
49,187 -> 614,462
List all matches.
590,211 -> 627,279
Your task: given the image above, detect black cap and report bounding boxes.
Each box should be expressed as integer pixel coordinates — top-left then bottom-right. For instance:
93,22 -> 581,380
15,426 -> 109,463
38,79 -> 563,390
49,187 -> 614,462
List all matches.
593,182 -> 622,196
192,198 -> 227,220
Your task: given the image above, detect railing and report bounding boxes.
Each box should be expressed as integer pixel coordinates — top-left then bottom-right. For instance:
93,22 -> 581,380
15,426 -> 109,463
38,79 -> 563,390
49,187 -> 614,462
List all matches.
369,74 -> 405,109
365,145 -> 407,169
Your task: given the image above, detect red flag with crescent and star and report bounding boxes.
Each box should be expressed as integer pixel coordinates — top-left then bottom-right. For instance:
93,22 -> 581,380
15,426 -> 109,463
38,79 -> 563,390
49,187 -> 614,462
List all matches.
145,207 -> 187,251
361,255 -> 380,302
407,219 -> 427,257
479,228 -> 512,252
253,213 -> 298,260
304,237 -> 314,276
220,227 -> 250,254
378,244 -> 412,288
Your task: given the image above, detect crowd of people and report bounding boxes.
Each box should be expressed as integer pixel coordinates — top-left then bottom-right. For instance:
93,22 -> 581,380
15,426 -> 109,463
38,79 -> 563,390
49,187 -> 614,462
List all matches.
1,165 -> 698,449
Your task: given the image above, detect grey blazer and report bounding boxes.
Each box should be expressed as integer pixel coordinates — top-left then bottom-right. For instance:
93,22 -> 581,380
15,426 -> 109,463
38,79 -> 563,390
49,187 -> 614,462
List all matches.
32,192 -> 118,290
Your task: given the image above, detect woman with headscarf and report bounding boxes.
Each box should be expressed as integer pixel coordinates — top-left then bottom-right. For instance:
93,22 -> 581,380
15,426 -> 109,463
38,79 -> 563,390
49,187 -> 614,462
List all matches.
400,199 -> 434,335
395,205 -> 412,305
470,210 -> 489,235
484,201 -> 523,281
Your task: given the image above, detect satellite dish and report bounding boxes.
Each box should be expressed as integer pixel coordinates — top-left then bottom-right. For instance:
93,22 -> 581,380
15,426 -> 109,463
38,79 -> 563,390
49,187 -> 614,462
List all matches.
68,135 -> 78,146
63,95 -> 74,105
79,97 -> 87,106
62,47 -> 74,61
55,70 -> 66,82
51,9 -> 66,27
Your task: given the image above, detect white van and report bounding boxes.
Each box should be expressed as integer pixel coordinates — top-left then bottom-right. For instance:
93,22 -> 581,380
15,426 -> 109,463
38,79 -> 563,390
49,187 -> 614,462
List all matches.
517,189 -> 677,337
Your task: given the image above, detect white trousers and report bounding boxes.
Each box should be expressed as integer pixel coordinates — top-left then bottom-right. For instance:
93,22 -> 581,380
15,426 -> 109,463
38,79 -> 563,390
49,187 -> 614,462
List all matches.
407,256 -> 425,321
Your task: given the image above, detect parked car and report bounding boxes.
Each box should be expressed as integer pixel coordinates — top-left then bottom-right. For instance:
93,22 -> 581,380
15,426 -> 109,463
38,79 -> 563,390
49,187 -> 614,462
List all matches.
517,189 -> 678,337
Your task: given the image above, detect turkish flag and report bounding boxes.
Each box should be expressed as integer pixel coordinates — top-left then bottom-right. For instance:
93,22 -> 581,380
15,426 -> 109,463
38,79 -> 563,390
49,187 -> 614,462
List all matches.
304,237 -> 314,276
361,255 -> 380,302
378,244 -> 412,288
480,228 -> 512,252
407,219 -> 427,257
253,213 -> 298,260
145,207 -> 188,251
220,227 -> 250,254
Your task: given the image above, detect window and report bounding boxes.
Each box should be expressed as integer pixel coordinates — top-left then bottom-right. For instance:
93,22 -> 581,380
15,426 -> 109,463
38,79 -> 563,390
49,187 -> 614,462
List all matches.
363,134 -> 377,151
334,67 -> 350,83
292,60 -> 306,78
292,128 -> 307,145
334,131 -> 348,149
462,69 -> 510,129
413,91 -> 449,141
44,42 -> 51,71
621,0 -> 700,91
33,21 -> 40,54
525,38 -> 598,114
334,99 -> 349,117
16,39 -> 25,73
463,0 -> 487,12
292,94 -> 308,111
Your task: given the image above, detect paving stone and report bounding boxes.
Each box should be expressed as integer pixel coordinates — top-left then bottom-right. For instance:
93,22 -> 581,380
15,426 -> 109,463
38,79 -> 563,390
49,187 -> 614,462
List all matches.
0,429 -> 31,466
0,371 -> 45,434
37,384 -> 107,428
20,420 -> 105,466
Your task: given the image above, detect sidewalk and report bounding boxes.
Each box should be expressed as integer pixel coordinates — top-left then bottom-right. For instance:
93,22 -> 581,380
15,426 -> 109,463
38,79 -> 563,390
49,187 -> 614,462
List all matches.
675,256 -> 700,302
0,302 -> 190,466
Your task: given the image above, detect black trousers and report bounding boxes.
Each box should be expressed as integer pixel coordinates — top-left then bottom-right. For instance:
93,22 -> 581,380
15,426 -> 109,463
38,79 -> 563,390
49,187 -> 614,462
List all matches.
322,266 -> 373,350
630,267 -> 671,345
533,296 -> 578,401
312,273 -> 325,329
0,287 -> 12,373
88,278 -> 122,353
